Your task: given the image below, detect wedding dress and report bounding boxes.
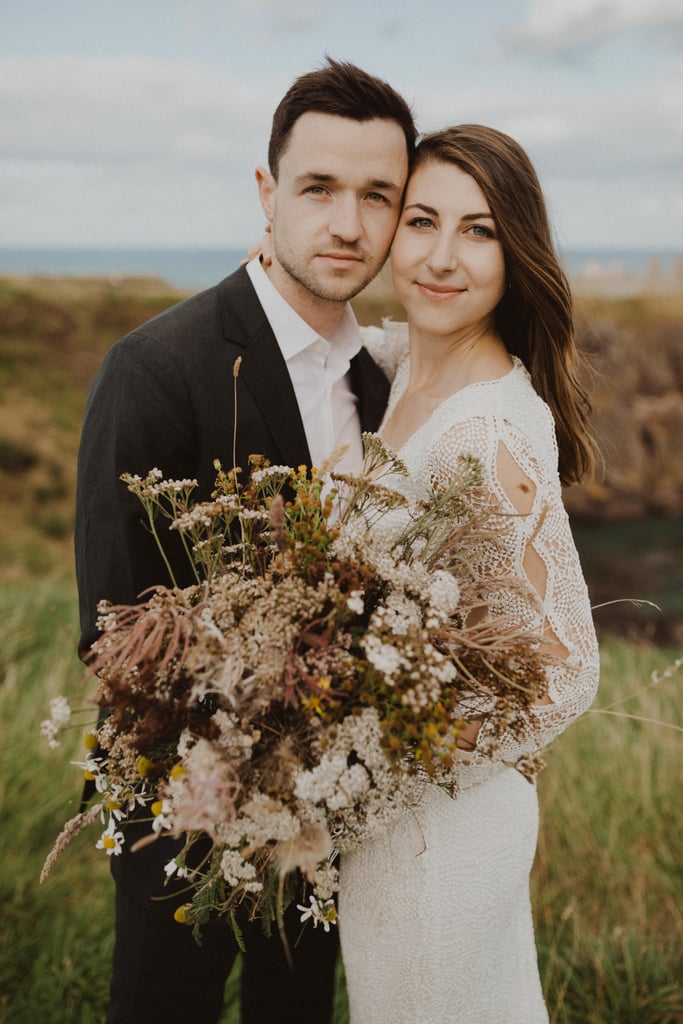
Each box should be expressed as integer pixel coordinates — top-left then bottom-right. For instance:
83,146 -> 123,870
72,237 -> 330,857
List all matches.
338,322 -> 600,1024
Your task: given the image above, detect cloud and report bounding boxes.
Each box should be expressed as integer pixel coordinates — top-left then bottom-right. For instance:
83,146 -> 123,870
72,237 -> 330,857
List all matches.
0,56 -> 281,245
0,56 -> 272,166
399,58 -> 683,246
411,54 -> 683,181
192,0 -> 332,33
1,49 -> 681,249
504,0 -> 683,54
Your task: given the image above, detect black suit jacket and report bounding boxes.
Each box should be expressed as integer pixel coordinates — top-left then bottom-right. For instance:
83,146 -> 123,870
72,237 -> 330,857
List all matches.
75,265 -> 390,655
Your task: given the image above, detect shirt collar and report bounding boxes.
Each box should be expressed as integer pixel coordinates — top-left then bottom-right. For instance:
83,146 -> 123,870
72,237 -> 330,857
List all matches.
246,257 -> 362,363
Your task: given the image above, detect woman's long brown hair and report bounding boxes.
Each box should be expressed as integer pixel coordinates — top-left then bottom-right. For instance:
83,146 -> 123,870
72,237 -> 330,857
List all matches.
413,125 -> 596,485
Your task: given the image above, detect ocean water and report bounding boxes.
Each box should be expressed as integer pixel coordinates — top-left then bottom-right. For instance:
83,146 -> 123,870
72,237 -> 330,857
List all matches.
0,246 -> 681,292
0,247 -> 245,290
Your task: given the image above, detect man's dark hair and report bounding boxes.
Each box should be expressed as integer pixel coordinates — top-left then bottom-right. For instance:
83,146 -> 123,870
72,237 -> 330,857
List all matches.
268,57 -> 416,178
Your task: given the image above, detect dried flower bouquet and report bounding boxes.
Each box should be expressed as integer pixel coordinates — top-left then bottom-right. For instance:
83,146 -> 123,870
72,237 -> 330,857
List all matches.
43,435 -> 546,937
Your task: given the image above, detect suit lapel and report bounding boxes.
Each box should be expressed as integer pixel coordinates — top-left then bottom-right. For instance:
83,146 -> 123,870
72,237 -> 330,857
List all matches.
216,268 -> 311,468
215,267 -> 390,467
350,346 -> 391,434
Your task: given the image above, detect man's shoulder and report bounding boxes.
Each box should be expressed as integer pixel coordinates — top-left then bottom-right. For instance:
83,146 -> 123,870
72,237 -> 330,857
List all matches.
98,266 -> 268,377
126,265 -> 255,343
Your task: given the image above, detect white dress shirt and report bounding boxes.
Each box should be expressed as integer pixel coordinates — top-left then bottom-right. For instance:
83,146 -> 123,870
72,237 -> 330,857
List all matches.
246,258 -> 364,475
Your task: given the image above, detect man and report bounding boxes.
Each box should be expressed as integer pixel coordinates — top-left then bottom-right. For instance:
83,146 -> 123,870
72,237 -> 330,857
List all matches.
75,58 -> 415,1024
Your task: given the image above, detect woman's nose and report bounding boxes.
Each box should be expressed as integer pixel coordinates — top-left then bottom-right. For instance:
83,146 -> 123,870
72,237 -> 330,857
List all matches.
426,236 -> 458,275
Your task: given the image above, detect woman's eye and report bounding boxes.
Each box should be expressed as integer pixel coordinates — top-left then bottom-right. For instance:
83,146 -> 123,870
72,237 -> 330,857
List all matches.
407,216 -> 434,229
469,224 -> 495,238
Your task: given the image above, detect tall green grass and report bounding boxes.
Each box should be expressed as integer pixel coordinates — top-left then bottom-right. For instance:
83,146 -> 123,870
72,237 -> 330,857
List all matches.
1,582 -> 681,1022
534,639 -> 683,1022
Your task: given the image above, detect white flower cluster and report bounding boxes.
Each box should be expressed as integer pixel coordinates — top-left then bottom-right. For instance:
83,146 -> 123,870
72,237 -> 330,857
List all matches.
95,604 -> 119,635
220,849 -> 262,893
294,708 -> 423,851
124,468 -> 198,499
170,495 -> 240,532
250,465 -> 294,485
361,634 -> 406,679
346,589 -> 365,615
294,754 -> 370,812
204,789 -> 342,899
217,791 -> 299,849
427,569 -> 461,617
370,592 -> 422,636
40,696 -> 72,749
399,647 -> 456,714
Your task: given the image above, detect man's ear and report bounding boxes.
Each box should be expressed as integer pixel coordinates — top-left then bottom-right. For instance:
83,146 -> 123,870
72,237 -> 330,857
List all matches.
255,167 -> 275,222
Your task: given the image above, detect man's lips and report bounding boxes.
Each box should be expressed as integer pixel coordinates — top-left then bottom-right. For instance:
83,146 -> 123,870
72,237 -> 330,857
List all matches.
318,252 -> 364,263
417,281 -> 465,301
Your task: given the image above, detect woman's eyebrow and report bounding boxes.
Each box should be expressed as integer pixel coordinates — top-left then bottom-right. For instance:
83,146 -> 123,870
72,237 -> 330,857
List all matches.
403,202 -> 439,216
402,206 -> 495,219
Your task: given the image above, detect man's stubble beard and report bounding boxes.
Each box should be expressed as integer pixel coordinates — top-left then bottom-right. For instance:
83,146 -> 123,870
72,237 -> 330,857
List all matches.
272,238 -> 389,304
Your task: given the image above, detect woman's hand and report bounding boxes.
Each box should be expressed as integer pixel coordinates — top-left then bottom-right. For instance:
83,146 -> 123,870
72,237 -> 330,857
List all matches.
240,225 -> 273,268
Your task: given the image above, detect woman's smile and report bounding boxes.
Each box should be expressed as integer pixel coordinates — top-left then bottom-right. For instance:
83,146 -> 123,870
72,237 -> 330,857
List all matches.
416,281 -> 466,300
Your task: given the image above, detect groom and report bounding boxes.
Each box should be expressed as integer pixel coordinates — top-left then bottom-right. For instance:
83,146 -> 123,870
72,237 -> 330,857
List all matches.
75,58 -> 415,1024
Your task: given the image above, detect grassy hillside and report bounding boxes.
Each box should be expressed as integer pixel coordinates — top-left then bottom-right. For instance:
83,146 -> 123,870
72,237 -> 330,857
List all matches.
1,274 -> 680,638
0,275 -> 184,582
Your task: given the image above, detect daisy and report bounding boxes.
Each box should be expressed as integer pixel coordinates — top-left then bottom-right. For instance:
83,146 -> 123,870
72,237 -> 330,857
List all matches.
296,894 -> 338,932
96,820 -> 125,856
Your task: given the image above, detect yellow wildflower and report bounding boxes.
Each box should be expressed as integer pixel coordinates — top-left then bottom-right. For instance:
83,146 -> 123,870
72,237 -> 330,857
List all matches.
173,904 -> 192,925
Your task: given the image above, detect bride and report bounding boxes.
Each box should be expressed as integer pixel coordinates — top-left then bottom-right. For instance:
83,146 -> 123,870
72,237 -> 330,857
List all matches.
338,125 -> 600,1023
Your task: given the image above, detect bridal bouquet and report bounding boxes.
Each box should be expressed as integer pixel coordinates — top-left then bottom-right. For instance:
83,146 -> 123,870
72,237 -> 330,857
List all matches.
43,435 -> 547,936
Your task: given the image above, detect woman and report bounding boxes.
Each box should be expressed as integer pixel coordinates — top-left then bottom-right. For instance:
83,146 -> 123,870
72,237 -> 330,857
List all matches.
338,126 -> 600,1023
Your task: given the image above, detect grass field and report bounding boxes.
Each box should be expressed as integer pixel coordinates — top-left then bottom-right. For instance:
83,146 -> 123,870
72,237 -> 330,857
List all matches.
0,580 -> 681,1023
1,275 -> 681,1020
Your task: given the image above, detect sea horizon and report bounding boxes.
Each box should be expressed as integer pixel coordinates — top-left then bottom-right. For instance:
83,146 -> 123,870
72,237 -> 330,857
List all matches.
0,244 -> 681,292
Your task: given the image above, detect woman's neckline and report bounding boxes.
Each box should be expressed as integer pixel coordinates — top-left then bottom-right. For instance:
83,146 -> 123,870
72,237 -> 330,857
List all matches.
381,355 -> 521,457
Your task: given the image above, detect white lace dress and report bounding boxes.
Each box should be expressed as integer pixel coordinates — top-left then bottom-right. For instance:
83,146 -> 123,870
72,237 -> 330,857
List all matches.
338,323 -> 600,1024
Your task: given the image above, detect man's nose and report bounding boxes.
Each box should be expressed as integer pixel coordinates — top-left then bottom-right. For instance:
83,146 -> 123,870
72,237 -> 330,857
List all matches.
328,195 -> 362,243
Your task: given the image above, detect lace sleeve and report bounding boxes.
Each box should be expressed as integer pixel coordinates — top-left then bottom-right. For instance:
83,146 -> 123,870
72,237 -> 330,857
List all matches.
429,414 -> 600,791
359,321 -> 409,383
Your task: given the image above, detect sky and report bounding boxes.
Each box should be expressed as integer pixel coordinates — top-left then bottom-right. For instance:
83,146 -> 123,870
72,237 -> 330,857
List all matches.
1,0 -> 682,252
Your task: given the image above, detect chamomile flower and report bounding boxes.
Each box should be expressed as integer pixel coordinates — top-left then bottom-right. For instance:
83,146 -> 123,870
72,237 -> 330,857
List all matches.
296,894 -> 338,932
73,756 -> 108,792
164,858 -> 189,879
151,799 -> 174,833
96,820 -> 125,856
